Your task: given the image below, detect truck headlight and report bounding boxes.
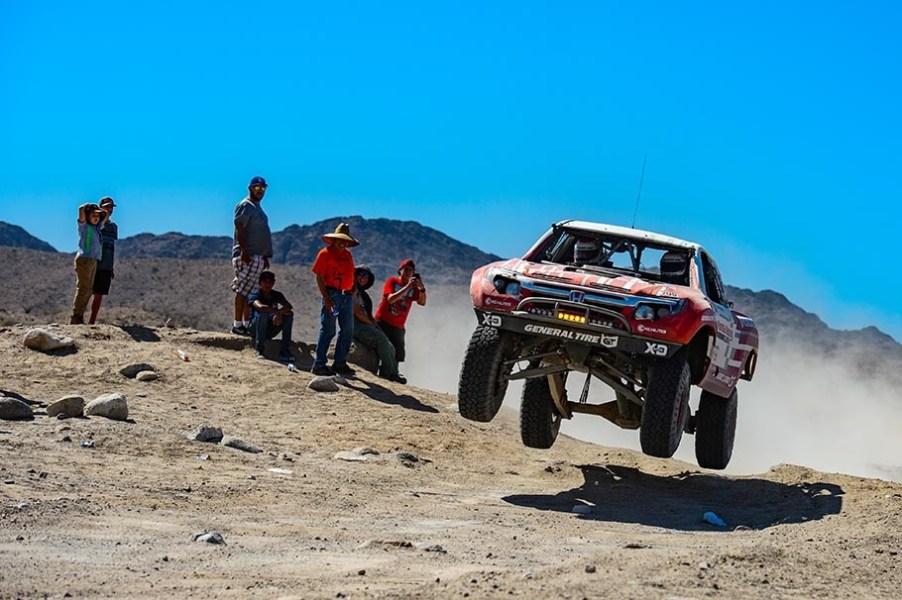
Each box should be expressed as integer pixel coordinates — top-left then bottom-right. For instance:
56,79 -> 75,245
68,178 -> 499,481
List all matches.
492,275 -> 521,298
634,305 -> 656,320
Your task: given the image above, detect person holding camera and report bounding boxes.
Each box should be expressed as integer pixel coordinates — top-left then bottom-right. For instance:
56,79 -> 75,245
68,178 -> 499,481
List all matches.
375,258 -> 427,375
70,202 -> 108,324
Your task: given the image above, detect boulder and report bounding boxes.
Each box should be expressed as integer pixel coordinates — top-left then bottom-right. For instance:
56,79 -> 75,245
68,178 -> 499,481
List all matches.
220,436 -> 262,453
194,532 -> 226,545
119,363 -> 156,378
188,425 -> 223,443
46,395 -> 85,418
135,371 -> 159,382
346,343 -> 380,374
23,329 -> 75,352
0,397 -> 33,421
307,376 -> 340,393
84,393 -> 129,421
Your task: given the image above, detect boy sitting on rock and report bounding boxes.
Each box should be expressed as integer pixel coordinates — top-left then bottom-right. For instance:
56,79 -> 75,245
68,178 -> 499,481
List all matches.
247,270 -> 294,362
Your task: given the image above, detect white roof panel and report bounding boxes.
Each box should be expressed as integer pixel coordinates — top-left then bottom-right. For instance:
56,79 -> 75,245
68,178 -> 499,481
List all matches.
558,220 -> 701,251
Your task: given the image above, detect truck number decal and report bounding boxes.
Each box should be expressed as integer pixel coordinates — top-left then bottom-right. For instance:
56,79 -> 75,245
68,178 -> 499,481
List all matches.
481,313 -> 502,328
645,342 -> 668,356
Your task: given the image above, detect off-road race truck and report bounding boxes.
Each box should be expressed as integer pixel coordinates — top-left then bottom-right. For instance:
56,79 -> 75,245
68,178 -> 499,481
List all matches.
457,220 -> 758,469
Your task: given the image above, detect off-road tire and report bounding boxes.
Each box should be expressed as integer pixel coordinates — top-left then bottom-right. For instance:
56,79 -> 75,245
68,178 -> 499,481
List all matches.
520,376 -> 562,449
640,349 -> 691,458
695,388 -> 738,470
458,325 -> 513,422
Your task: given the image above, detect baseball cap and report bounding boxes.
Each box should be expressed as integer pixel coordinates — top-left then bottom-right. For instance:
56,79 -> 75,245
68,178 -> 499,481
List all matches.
249,176 -> 268,187
398,258 -> 416,272
99,197 -> 116,208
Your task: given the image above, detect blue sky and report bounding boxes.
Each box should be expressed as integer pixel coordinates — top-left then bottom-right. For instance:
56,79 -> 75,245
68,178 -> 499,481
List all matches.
2,1 -> 900,340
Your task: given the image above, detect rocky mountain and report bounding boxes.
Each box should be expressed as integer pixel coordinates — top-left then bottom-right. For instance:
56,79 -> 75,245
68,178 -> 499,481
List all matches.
117,215 -> 503,285
0,221 -> 57,253
727,286 -> 902,382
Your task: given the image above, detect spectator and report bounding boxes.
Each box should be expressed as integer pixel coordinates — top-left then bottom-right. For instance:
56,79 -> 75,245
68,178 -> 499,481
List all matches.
230,176 -> 273,335
88,197 -> 118,324
247,270 -> 294,362
311,223 -> 358,377
352,266 -> 406,384
375,259 -> 427,374
70,203 -> 108,324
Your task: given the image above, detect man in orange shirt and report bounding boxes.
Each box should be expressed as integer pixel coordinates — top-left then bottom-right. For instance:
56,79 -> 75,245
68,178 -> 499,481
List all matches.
375,258 -> 427,376
311,223 -> 358,376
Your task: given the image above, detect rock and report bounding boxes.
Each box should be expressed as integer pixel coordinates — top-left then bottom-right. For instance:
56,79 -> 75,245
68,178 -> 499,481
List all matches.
135,371 -> 159,382
188,425 -> 223,443
23,329 -> 75,352
220,436 -> 262,453
194,532 -> 226,545
0,397 -> 33,420
119,363 -> 156,378
334,451 -> 368,462
396,451 -> 427,468
585,564 -> 597,574
346,342 -> 380,374
307,376 -> 340,393
353,447 -> 380,456
84,393 -> 129,421
46,395 -> 85,418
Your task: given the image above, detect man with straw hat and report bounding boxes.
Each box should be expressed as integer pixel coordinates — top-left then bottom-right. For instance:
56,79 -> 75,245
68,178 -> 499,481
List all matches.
311,223 -> 359,376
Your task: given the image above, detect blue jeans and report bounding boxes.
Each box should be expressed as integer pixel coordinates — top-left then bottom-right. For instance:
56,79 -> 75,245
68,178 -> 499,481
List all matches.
251,313 -> 293,353
314,291 -> 354,367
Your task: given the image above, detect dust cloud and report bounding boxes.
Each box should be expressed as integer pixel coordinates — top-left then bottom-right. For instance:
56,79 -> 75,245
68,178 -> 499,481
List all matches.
403,286 -> 902,482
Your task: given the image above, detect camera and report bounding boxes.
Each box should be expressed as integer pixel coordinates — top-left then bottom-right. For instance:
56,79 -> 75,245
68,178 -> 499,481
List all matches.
413,273 -> 421,280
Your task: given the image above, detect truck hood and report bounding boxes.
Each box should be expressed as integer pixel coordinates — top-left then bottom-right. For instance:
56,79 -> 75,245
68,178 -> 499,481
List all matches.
493,258 -> 704,302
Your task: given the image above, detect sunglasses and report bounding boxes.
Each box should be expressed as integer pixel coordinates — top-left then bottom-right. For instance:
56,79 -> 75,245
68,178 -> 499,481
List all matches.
251,185 -> 267,192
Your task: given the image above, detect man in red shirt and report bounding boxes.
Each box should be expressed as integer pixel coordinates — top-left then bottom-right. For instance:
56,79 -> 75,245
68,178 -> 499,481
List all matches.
375,258 -> 427,374
311,223 -> 358,377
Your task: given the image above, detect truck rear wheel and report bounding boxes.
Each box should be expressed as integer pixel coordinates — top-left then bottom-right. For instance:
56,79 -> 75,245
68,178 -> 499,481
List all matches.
458,325 -> 513,422
520,376 -> 562,449
694,388 -> 738,470
640,349 -> 691,458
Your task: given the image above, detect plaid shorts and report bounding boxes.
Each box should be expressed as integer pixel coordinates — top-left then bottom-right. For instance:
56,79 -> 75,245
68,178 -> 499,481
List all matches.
230,255 -> 265,297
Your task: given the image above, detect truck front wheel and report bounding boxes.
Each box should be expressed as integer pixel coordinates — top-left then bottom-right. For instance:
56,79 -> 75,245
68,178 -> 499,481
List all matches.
458,325 -> 514,422
640,349 -> 691,458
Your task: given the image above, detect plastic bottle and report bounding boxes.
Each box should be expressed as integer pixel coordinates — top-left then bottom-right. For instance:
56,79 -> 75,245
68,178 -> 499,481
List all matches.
177,349 -> 190,362
703,511 -> 727,527
331,305 -> 340,317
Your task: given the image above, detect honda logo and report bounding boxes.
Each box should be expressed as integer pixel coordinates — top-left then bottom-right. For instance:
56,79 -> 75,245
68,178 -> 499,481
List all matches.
569,290 -> 586,303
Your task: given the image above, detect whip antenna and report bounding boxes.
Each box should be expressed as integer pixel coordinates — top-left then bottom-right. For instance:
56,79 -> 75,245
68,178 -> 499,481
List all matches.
631,153 -> 648,229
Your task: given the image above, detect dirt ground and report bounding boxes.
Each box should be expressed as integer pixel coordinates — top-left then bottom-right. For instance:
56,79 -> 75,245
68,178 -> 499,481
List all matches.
1,323 -> 900,599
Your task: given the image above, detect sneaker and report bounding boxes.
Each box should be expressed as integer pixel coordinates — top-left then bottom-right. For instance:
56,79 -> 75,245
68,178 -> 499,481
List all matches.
332,363 -> 356,377
380,372 -> 407,384
311,364 -> 335,376
231,325 -> 249,336
278,350 -> 293,363
69,314 -> 84,325
254,350 -> 266,360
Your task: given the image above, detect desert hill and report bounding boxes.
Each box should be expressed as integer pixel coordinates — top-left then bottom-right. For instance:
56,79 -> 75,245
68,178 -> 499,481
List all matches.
0,323 -> 900,598
2,237 -> 901,390
115,215 -> 503,285
0,221 -> 57,253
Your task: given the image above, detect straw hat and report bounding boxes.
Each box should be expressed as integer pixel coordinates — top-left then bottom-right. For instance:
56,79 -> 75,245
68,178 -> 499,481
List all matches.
322,223 -> 360,247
